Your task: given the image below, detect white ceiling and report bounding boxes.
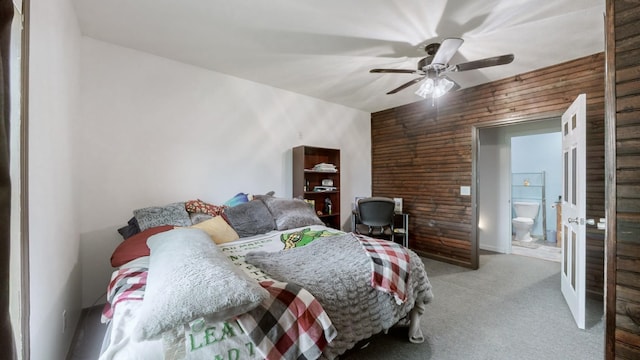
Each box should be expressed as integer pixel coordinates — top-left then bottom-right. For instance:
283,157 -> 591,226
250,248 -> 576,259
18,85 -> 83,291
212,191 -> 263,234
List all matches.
71,0 -> 605,113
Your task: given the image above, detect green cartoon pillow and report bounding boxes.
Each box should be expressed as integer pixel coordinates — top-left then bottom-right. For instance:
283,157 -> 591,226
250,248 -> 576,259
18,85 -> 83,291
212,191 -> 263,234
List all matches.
280,228 -> 341,249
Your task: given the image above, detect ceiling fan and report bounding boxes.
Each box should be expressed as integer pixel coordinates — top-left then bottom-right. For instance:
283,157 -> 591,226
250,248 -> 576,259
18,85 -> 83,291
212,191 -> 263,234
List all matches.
370,38 -> 514,99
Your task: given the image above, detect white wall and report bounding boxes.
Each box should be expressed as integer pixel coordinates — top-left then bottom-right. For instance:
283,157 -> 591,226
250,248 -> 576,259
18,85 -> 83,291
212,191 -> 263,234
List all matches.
29,0 -> 82,359
26,4 -> 371,357
77,38 -> 372,307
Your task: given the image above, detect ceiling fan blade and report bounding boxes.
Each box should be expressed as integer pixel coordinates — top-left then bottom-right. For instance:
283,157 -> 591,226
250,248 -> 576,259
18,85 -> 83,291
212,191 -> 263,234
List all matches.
452,54 -> 515,72
386,77 -> 425,94
370,69 -> 419,74
431,38 -> 464,66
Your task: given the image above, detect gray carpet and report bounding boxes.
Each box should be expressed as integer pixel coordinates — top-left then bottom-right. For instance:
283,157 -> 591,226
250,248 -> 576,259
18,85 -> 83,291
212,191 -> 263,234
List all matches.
343,251 -> 604,360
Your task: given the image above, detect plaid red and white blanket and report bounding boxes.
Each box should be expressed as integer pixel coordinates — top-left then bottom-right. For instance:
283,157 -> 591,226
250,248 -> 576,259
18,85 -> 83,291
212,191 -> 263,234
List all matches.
101,267 -> 148,323
237,280 -> 337,360
355,234 -> 410,304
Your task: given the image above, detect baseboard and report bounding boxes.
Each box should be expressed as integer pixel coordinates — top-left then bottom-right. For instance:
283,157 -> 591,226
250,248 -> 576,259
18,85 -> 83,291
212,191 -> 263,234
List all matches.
480,244 -> 508,254
413,250 -> 474,269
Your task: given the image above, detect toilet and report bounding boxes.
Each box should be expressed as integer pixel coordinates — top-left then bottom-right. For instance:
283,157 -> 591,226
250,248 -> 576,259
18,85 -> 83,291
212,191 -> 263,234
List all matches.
512,201 -> 540,242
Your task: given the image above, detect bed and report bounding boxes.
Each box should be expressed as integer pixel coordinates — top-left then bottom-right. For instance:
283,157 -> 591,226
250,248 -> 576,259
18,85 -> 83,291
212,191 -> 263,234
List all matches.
99,195 -> 434,360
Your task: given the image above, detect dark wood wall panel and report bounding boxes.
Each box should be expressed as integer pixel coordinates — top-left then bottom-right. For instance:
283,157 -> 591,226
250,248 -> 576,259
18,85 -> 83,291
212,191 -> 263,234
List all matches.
587,232 -> 606,298
611,0 -> 640,357
371,53 -> 605,272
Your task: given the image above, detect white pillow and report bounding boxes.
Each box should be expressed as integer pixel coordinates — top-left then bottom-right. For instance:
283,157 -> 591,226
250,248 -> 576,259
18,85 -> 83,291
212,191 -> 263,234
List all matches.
133,228 -> 269,340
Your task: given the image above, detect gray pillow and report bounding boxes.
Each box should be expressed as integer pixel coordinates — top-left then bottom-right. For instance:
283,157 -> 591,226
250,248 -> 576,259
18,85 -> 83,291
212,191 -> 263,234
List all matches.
133,228 -> 269,340
117,217 -> 140,239
222,200 -> 275,237
259,196 -> 324,230
133,202 -> 192,231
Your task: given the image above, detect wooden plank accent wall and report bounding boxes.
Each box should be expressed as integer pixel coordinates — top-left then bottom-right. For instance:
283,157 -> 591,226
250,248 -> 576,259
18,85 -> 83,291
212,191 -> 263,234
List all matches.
371,53 -> 606,277
607,0 -> 640,358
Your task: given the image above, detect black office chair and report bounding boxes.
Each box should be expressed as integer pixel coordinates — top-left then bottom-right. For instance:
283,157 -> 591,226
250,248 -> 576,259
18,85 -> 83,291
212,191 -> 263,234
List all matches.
355,197 -> 395,241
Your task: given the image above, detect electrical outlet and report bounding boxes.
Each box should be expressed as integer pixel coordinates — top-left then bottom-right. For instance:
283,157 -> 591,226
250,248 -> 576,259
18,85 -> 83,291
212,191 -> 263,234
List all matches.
62,310 -> 67,333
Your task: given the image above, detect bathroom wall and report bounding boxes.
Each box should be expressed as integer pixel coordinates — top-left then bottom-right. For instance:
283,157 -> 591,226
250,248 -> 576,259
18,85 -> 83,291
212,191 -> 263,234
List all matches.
511,132 -> 563,238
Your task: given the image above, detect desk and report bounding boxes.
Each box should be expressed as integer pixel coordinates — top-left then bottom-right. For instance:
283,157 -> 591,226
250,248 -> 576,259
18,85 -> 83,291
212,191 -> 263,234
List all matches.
351,211 -> 409,248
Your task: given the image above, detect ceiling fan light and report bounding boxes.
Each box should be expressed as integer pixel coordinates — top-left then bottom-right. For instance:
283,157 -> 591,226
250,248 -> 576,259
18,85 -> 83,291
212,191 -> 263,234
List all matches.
433,77 -> 454,98
432,87 -> 446,98
415,78 -> 434,98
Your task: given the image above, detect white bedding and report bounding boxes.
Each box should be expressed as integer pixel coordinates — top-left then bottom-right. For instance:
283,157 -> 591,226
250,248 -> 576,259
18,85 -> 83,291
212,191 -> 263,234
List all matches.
100,225 -> 335,360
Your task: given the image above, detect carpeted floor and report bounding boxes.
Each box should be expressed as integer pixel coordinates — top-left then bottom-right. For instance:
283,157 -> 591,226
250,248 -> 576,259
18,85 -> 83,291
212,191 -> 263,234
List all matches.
344,252 -> 604,360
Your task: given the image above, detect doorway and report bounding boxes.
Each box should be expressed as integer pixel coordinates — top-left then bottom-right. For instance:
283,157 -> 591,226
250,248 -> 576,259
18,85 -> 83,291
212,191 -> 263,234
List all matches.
477,118 -> 561,261
472,107 -> 605,338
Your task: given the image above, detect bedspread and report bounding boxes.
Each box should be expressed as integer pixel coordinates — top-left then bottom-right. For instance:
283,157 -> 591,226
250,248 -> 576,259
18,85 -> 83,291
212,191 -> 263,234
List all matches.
244,232 -> 434,359
101,226 -> 433,360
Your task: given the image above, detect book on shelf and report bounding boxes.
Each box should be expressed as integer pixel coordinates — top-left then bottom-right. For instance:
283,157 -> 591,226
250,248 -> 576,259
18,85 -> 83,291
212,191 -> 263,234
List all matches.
313,186 -> 337,192
310,162 -> 338,172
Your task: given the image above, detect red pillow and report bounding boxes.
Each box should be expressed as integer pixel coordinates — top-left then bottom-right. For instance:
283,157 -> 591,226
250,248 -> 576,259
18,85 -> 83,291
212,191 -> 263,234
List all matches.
111,225 -> 174,267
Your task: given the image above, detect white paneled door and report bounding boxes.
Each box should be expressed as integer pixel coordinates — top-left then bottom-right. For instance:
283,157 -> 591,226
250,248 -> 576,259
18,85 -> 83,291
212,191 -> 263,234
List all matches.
560,94 -> 587,329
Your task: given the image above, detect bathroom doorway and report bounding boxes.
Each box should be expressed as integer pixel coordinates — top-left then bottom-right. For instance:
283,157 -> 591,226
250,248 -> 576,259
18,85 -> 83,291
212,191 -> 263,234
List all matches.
510,132 -> 562,262
477,118 -> 562,262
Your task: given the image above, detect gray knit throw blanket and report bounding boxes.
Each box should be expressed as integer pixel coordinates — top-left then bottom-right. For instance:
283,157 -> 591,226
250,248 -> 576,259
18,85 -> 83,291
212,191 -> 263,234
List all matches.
245,233 -> 434,359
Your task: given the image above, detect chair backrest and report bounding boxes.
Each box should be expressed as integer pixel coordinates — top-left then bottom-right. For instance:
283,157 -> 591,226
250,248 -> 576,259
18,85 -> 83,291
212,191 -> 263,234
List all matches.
357,197 -> 395,227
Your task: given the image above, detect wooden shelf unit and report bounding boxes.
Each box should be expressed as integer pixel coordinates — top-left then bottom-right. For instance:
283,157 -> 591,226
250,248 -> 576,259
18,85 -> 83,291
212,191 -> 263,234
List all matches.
292,146 -> 341,229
